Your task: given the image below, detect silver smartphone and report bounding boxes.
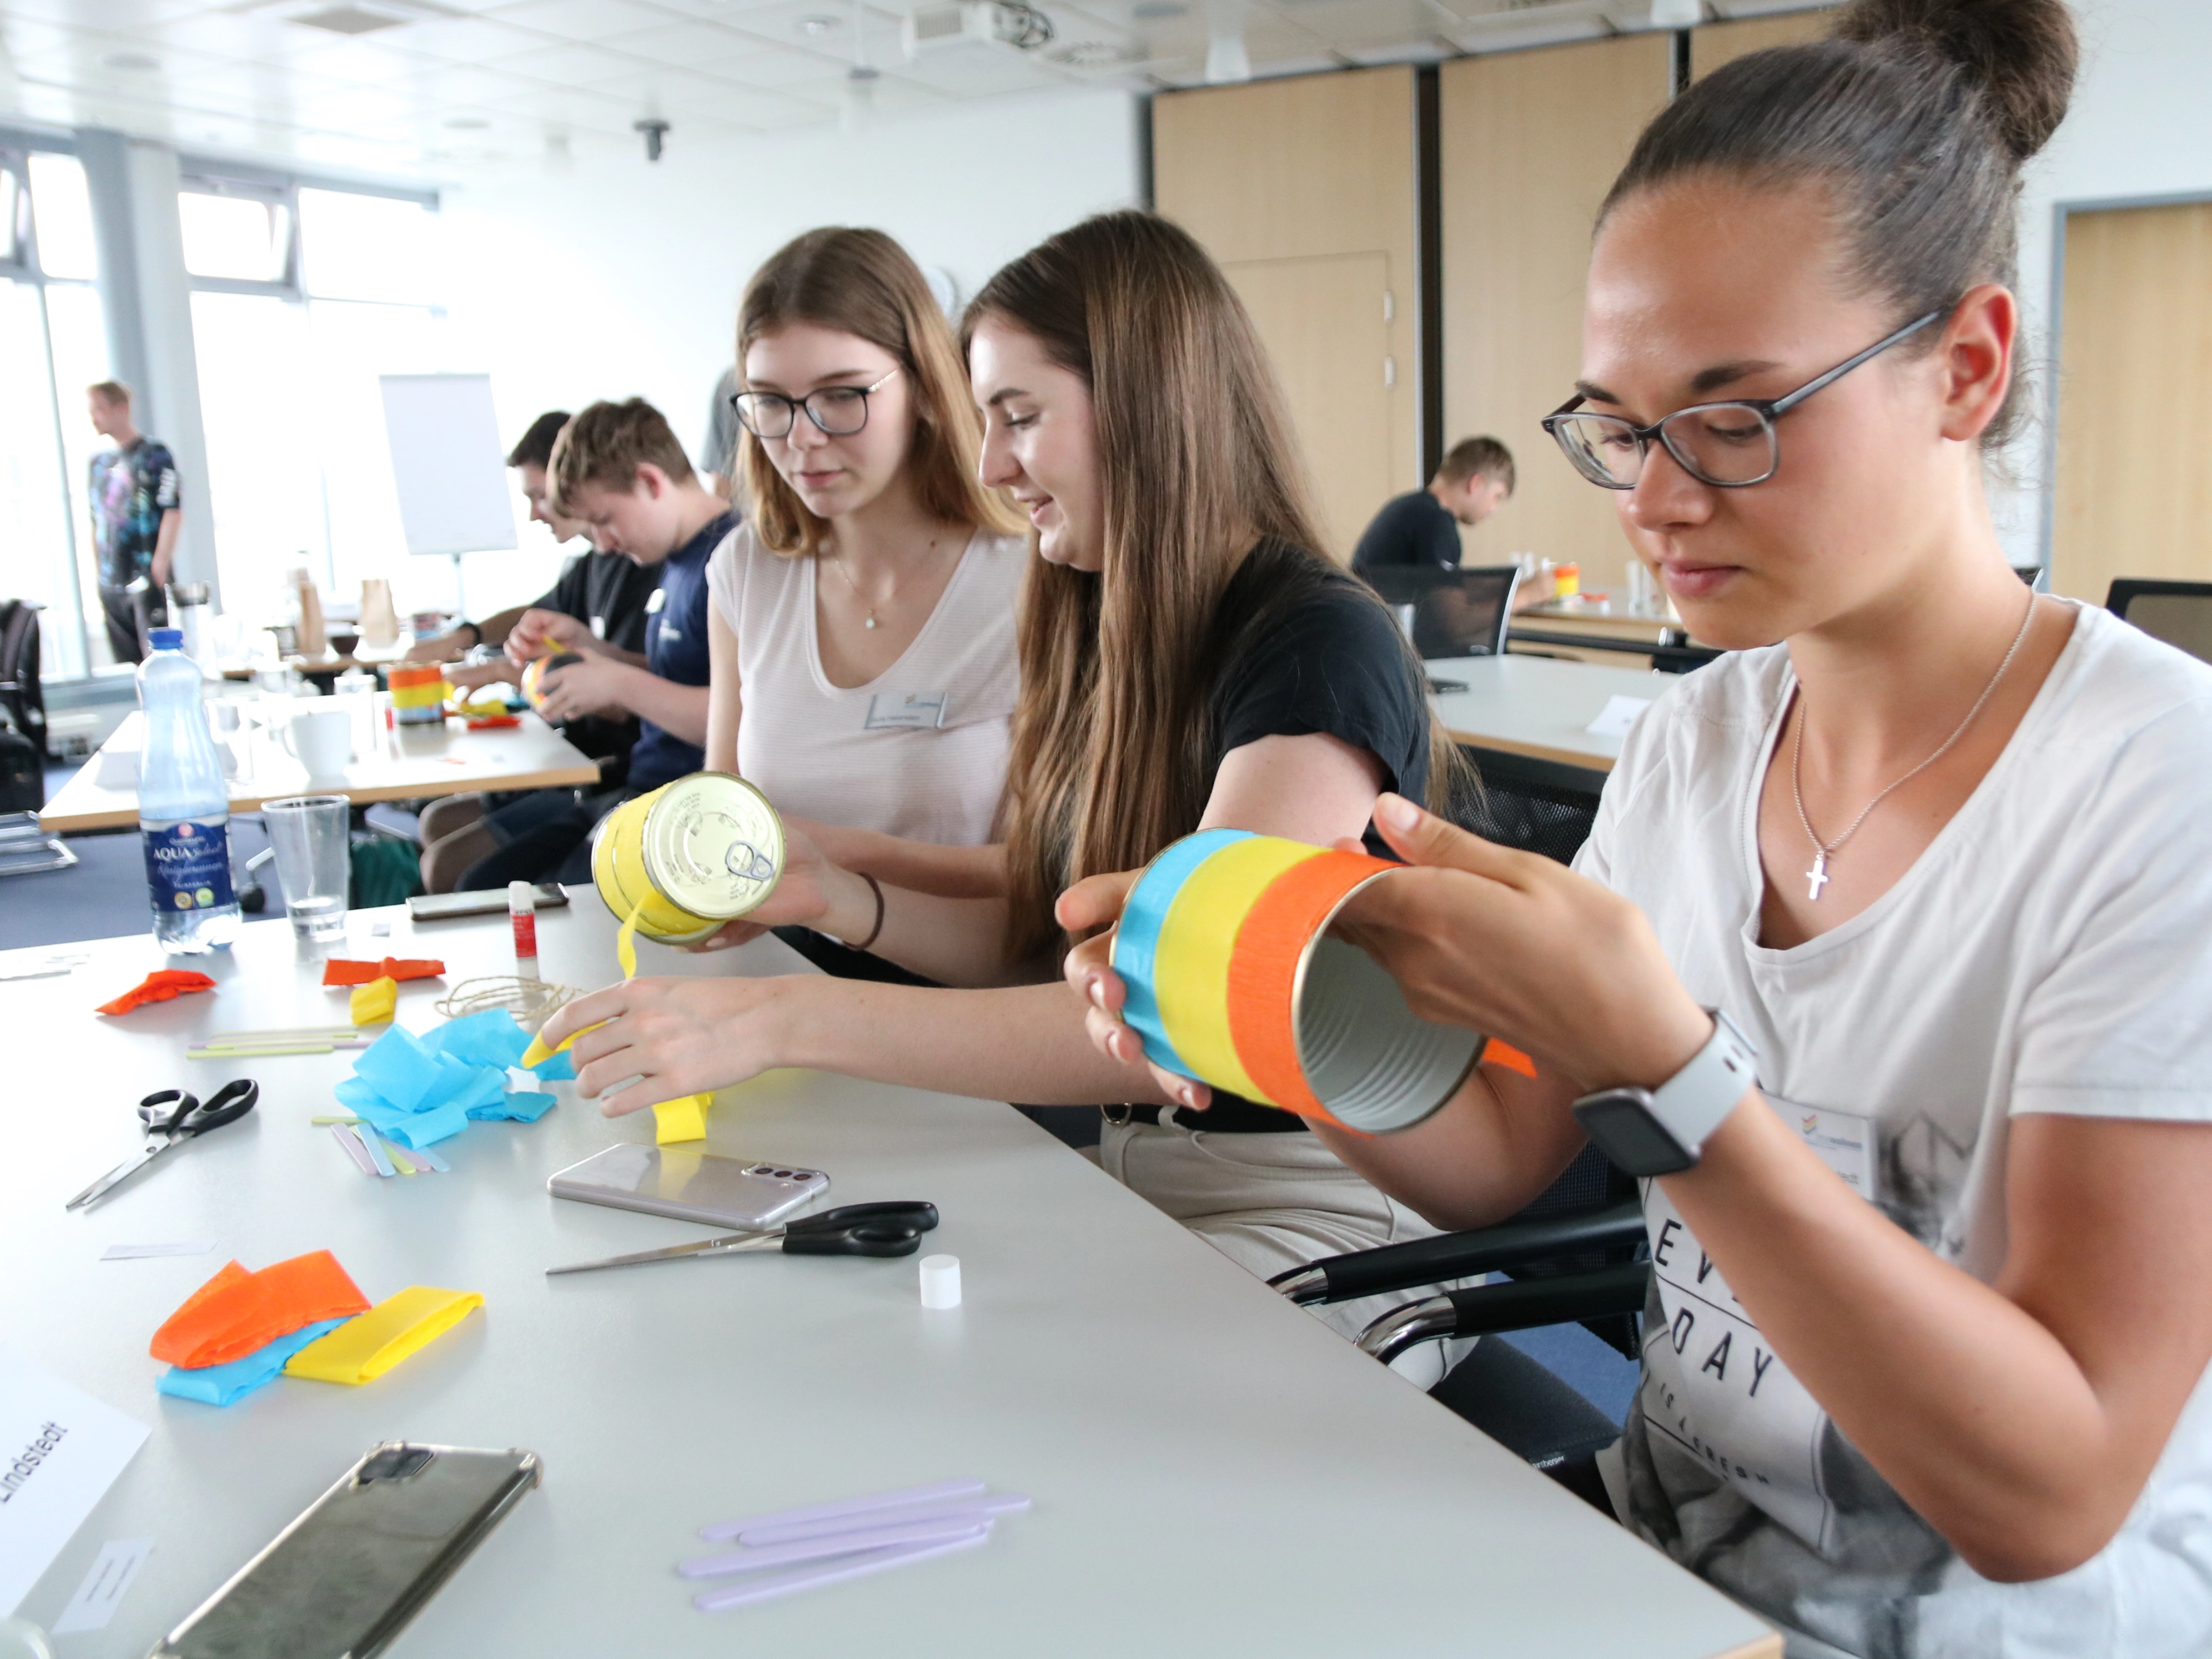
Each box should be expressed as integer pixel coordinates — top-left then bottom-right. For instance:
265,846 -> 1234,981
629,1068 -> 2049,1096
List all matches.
546,1145 -> 829,1229
406,883 -> 568,922
152,1442 -> 541,1659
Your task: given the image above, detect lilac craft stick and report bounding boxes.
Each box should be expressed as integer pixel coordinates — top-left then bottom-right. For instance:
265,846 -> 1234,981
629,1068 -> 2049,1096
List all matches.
738,1492 -> 1030,1548
699,1478 -> 984,1542
692,1531 -> 990,1613
681,1516 -> 989,1580
329,1123 -> 378,1176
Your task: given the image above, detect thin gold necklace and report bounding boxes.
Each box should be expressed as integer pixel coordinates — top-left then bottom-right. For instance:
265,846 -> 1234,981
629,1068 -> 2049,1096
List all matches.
823,535 -> 942,630
1790,590 -> 2037,902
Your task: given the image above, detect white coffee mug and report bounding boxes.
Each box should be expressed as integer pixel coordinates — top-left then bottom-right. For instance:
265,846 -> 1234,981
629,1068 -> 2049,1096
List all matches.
288,705 -> 353,778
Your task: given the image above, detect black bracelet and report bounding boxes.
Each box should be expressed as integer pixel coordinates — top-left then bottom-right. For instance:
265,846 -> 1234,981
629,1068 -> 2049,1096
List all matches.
849,873 -> 885,953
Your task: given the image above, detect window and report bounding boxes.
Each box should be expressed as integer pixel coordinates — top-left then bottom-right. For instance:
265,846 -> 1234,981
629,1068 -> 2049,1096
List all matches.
0,145 -> 112,682
184,173 -> 450,624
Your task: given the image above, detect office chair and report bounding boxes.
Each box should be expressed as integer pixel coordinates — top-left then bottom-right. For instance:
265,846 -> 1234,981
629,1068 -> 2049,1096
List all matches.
2106,579 -> 2212,666
1363,565 -> 1521,659
0,599 -> 72,877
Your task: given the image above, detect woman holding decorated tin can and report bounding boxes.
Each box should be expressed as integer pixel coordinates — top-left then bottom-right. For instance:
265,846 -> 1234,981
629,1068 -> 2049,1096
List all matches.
701,227 -> 1027,948
541,210 -> 1470,1366
1078,4 -> 2212,1650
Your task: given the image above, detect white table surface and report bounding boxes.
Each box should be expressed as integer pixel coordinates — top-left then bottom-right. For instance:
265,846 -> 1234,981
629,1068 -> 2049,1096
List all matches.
1,898 -> 1776,1659
38,708 -> 601,833
1429,653 -> 1677,773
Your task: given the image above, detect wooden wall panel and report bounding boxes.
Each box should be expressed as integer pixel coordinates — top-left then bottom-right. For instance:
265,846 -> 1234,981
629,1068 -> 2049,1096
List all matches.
2051,200 -> 2212,601
1691,8 -> 1834,78
1153,68 -> 1419,560
1439,37 -> 1671,585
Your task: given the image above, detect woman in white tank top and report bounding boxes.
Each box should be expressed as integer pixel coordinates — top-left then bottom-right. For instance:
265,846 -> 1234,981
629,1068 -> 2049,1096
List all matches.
703,228 -> 1026,914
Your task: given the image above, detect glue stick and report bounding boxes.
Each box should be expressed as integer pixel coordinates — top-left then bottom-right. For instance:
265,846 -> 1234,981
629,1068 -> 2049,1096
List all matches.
509,880 -> 540,979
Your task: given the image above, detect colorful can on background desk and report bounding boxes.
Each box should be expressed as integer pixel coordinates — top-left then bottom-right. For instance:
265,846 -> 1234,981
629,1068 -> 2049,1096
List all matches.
385,662 -> 448,726
591,772 -> 785,945
1111,830 -> 1484,1135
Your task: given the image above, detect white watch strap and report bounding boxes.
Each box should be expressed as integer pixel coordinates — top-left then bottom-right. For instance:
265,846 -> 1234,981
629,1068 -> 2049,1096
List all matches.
1649,1010 -> 1758,1155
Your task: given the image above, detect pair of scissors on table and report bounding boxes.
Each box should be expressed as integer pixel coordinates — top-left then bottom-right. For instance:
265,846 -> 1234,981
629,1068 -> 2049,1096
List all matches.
546,1201 -> 939,1276
66,1079 -> 260,1211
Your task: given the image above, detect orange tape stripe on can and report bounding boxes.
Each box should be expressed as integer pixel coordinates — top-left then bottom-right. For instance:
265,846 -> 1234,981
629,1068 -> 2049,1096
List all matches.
1225,849 -> 1396,1128
1484,1039 -> 1537,1078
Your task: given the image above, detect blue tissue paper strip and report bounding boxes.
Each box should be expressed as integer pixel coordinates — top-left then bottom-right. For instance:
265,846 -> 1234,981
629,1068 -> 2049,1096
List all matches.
158,1318 -> 351,1406
530,1049 -> 576,1081
472,1089 -> 556,1123
430,1009 -> 530,1070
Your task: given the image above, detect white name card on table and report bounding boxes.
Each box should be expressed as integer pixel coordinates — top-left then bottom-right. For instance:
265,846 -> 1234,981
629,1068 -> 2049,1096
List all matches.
1585,695 -> 1653,740
0,1347 -> 151,1616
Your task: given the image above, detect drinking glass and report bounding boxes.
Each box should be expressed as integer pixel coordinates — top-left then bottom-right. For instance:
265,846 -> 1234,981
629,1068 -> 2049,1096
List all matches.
263,795 -> 351,940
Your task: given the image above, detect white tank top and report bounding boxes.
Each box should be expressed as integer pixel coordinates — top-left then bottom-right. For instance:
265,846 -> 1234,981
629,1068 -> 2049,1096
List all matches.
705,522 -> 1027,846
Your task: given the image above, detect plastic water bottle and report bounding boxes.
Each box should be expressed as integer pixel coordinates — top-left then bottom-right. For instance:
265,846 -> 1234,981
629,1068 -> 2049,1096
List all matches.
138,627 -> 241,954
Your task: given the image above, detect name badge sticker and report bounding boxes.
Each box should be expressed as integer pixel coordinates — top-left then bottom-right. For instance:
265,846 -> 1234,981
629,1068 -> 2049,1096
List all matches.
1774,1097 -> 1878,1201
645,589 -> 667,615
864,692 -> 949,731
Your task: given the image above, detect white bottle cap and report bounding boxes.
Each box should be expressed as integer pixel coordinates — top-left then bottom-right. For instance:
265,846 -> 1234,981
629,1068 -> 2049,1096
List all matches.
919,1253 -> 961,1310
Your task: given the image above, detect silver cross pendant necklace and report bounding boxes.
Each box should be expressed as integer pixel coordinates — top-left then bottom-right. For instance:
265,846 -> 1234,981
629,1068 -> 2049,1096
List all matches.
1791,590 -> 2038,902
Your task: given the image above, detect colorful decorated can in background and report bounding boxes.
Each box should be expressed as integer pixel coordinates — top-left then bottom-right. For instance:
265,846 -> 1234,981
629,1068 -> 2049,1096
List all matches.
520,651 -> 585,713
385,662 -> 448,726
1111,829 -> 1486,1135
591,772 -> 784,945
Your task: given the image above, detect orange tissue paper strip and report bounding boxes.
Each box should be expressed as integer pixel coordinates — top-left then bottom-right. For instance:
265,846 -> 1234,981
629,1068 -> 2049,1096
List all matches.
150,1249 -> 371,1369
322,958 -> 445,988
95,969 -> 218,1017
1484,1040 -> 1539,1079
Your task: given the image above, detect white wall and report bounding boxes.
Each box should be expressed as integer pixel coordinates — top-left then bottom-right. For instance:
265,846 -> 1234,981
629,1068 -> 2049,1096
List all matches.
1996,0 -> 2212,562
431,84 -> 1141,618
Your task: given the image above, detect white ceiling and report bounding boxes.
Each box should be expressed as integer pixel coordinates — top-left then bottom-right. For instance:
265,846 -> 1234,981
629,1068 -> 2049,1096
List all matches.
0,0 -> 1819,179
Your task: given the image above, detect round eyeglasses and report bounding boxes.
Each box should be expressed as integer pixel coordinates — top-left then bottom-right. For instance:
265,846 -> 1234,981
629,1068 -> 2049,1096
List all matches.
731,365 -> 902,441
1541,310 -> 1943,490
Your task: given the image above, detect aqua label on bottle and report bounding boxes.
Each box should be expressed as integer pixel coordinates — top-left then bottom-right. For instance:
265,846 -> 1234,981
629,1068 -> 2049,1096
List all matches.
143,819 -> 236,912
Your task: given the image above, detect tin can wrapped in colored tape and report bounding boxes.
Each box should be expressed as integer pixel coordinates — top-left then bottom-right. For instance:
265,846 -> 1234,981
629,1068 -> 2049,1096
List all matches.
1110,832 -> 1485,1135
520,652 -> 584,713
590,772 -> 785,945
385,662 -> 448,726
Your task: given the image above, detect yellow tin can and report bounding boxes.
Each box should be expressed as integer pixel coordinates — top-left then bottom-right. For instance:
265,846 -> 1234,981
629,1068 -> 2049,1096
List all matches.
591,772 -> 784,945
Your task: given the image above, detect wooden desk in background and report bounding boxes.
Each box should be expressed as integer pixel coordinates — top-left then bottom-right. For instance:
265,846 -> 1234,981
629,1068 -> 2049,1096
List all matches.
1427,652 -> 1672,776
39,709 -> 599,833
1509,599 -> 1713,672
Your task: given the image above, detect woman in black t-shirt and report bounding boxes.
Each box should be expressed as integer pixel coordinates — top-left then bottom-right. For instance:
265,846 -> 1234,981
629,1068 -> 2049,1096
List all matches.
539,213 -> 1461,1356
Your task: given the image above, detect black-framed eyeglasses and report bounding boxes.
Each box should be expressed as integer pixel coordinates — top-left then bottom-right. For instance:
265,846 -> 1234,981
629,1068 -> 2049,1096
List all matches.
1540,310 -> 1944,490
730,365 -> 901,440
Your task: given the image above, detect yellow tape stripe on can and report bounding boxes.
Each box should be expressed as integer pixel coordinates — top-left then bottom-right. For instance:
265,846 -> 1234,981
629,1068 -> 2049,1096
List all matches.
1153,836 -> 1325,1105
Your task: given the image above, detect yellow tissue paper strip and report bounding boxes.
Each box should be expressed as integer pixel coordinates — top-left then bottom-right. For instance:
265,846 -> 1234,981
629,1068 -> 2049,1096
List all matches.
348,976 -> 398,1025
516,898 -> 647,1068
284,1286 -> 485,1385
617,899 -> 641,981
652,1094 -> 709,1144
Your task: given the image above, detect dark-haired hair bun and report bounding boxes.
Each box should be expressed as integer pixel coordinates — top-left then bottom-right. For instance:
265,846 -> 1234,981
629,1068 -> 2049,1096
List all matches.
1837,0 -> 2078,162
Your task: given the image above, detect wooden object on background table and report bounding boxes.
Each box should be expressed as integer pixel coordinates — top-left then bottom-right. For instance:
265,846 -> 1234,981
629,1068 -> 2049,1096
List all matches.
38,710 -> 597,833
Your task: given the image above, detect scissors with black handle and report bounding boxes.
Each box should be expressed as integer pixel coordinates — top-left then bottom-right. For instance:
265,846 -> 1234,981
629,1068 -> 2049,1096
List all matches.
66,1079 -> 260,1211
547,1201 -> 939,1276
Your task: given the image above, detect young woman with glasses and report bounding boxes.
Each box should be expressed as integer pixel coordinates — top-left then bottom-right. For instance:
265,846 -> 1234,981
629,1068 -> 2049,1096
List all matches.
541,212 -> 1470,1366
698,228 -> 1027,957
1065,1 -> 2212,1651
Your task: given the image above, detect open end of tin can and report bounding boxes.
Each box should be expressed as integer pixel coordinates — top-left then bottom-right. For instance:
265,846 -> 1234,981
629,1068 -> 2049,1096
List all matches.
1295,933 -> 1481,1135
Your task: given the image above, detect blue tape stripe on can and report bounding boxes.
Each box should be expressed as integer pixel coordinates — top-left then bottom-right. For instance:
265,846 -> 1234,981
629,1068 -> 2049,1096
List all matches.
1112,828 -> 1252,1081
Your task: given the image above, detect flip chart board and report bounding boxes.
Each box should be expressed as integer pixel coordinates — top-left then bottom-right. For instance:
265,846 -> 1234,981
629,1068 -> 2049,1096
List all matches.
378,373 -> 517,557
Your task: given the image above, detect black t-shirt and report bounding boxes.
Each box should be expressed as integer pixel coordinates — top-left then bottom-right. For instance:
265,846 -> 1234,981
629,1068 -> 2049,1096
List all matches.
530,549 -> 662,780
535,549 -> 660,657
1179,542 -> 1432,1133
1351,489 -> 1461,571
1206,540 -> 1431,811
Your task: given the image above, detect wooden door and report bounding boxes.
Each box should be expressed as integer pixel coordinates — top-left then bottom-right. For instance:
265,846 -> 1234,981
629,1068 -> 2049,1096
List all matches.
2051,199 -> 2212,600
1221,253 -> 1396,560
1153,67 -> 1419,561
1440,36 -> 1671,586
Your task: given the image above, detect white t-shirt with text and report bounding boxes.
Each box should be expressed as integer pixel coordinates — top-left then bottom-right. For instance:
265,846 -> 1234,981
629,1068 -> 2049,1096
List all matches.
1577,602 -> 2212,1658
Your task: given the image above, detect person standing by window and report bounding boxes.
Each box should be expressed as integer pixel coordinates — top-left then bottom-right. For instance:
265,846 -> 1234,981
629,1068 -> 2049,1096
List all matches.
86,380 -> 181,666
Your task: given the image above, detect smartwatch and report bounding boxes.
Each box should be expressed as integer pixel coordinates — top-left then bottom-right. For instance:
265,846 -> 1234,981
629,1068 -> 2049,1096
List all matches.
1571,1009 -> 1758,1177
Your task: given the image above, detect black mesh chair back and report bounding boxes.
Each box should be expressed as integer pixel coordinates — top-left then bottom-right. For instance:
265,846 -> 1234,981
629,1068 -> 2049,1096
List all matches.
1361,564 -> 1521,658
2107,579 -> 2212,665
0,599 -> 49,759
